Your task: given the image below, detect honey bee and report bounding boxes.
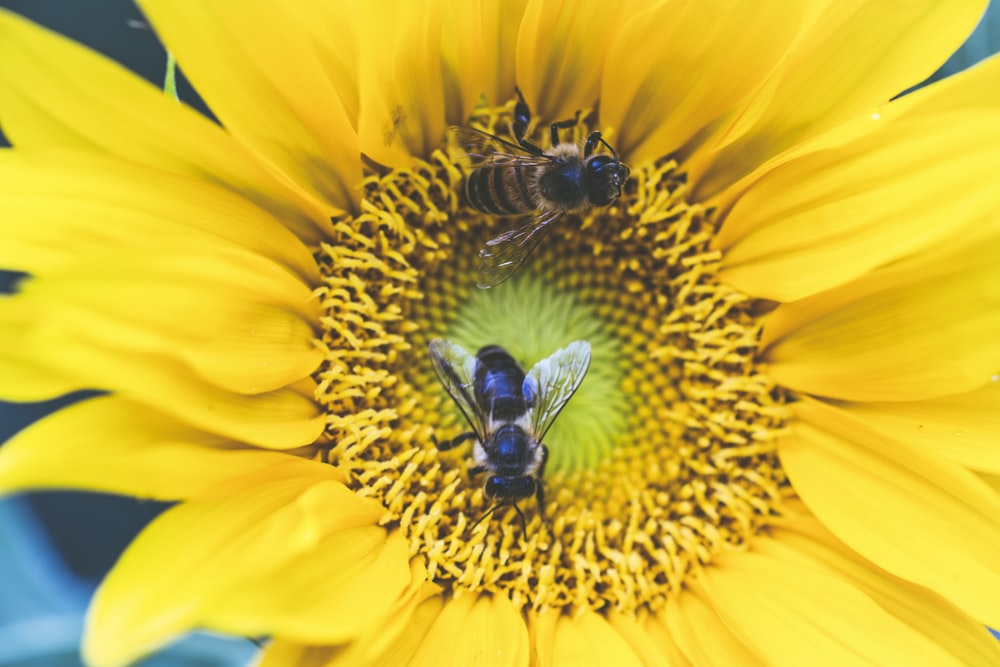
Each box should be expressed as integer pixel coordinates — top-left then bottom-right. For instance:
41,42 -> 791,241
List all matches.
429,338 -> 592,534
452,88 -> 630,288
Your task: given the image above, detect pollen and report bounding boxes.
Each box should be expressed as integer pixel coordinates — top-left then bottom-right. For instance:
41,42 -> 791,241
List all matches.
312,99 -> 793,617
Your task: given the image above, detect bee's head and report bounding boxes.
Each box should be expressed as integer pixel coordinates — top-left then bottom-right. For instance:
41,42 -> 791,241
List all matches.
586,154 -> 630,206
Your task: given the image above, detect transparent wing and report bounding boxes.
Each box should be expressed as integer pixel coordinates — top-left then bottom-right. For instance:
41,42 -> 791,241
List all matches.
428,338 -> 487,440
476,208 -> 565,288
449,126 -> 552,170
523,340 -> 592,440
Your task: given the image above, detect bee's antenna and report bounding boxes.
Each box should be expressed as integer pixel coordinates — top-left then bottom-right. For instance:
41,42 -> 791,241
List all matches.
597,134 -> 621,163
472,504 -> 500,530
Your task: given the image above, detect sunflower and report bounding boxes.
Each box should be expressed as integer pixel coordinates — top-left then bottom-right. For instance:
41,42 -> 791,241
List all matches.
2,0 -> 1000,665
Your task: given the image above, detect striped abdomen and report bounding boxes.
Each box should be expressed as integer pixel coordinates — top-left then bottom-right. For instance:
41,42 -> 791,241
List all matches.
464,163 -> 539,215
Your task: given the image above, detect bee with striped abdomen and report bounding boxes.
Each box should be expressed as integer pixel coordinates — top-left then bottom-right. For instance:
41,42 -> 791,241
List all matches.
452,88 -> 630,288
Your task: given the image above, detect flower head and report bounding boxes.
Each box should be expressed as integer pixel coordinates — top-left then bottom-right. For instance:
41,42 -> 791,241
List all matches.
3,1 -> 1000,665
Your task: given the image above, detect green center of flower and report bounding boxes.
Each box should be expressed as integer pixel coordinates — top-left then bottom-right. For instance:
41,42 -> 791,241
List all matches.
311,98 -> 792,615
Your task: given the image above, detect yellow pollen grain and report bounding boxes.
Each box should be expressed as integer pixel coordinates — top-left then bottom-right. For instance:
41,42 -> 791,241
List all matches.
311,99 -> 792,619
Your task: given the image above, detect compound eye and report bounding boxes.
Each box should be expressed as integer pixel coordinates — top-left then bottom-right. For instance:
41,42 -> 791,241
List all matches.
587,156 -> 622,206
588,155 -> 614,175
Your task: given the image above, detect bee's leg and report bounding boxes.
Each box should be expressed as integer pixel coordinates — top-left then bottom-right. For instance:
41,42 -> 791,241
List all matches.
535,445 -> 549,518
550,111 -> 582,147
513,87 -> 532,141
533,479 -> 546,521
534,479 -> 547,521
512,86 -> 546,156
468,464 -> 487,476
584,131 -> 621,162
512,502 -> 528,538
433,430 -> 477,451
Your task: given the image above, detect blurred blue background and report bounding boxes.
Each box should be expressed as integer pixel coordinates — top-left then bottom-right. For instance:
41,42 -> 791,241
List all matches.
0,0 -> 999,664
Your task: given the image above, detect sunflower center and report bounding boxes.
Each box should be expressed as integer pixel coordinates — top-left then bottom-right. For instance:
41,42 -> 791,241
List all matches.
312,100 -> 792,615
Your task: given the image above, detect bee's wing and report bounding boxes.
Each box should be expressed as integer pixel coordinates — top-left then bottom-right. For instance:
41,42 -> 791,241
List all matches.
429,338 -> 487,440
522,340 -> 592,441
449,126 -> 552,169
476,208 -> 565,288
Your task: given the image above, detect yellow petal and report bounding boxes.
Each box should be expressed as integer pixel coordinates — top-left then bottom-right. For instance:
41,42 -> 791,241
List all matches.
259,577 -> 445,667
0,356 -> 80,401
0,395 -> 324,499
871,51 -> 1000,123
14,246 -> 321,395
320,569 -> 443,667
0,304 -> 91,401
441,0 -> 528,116
601,0 -> 804,164
661,587 -> 762,666
529,608 -> 558,666
770,506 -> 1000,667
257,642 -> 336,667
409,593 -> 529,667
978,472 -> 1000,500
267,1 -> 359,134
0,305 -> 324,449
136,0 -> 361,213
211,529 -> 411,643
84,466 -> 405,667
691,0 -> 987,198
718,44 -> 1000,212
715,110 -> 1000,302
783,399 -> 1000,626
357,0 -> 448,167
0,151 -> 319,284
439,4 -> 485,123
699,545 -> 974,665
606,611 -> 672,667
839,382 -> 1000,473
515,0 -> 625,124
0,11 -> 331,242
351,592 -> 445,667
639,613 -> 693,667
533,608 -> 643,667
762,231 -> 1000,401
